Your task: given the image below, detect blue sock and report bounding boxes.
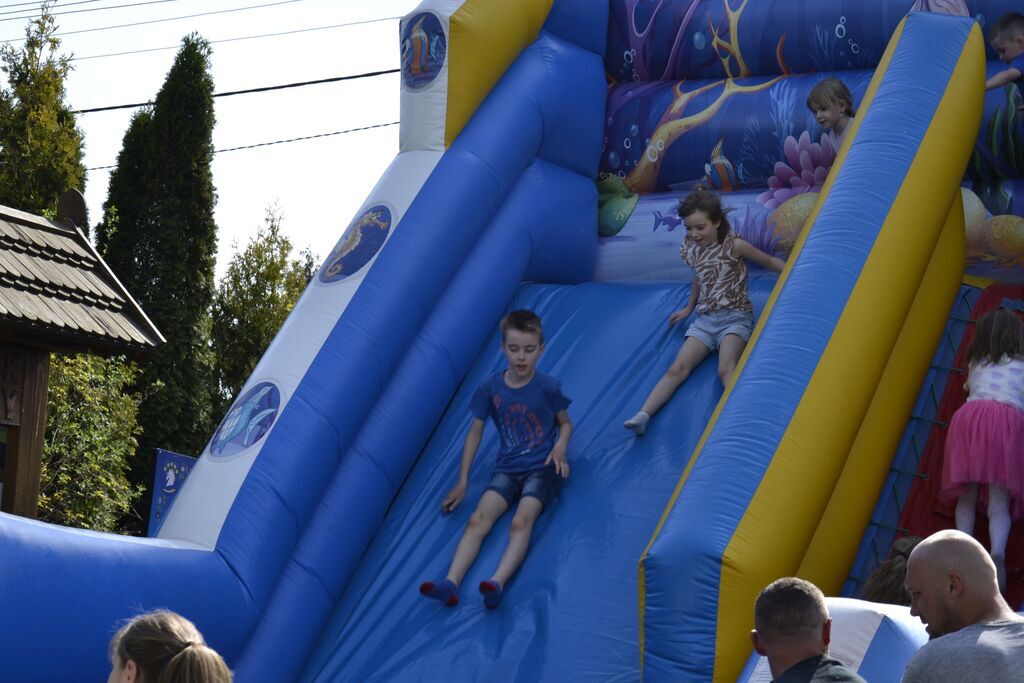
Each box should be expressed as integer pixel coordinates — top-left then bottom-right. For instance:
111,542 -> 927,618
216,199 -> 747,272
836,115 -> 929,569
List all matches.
419,578 -> 458,606
479,580 -> 503,609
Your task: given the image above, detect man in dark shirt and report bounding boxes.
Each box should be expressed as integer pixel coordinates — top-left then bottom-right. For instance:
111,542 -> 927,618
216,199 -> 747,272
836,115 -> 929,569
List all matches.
751,577 -> 866,682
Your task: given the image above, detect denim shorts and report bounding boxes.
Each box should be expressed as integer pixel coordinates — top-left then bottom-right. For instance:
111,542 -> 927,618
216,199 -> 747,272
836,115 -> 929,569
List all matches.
685,308 -> 754,352
486,467 -> 561,508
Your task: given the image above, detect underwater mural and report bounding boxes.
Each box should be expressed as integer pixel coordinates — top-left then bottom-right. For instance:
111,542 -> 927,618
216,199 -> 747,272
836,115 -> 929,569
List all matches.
597,0 -> 1024,283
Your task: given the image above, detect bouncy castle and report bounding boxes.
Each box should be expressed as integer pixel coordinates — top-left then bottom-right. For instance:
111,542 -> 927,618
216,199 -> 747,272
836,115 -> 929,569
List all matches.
3,1 -> 1024,681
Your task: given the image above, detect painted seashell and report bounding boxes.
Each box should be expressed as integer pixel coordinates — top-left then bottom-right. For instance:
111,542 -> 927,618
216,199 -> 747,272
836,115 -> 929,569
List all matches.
984,214 -> 1024,258
961,187 -> 987,251
768,192 -> 818,255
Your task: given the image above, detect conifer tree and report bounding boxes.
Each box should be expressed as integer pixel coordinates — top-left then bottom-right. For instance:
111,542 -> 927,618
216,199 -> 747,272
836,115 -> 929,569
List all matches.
96,34 -> 217,505
0,6 -> 84,217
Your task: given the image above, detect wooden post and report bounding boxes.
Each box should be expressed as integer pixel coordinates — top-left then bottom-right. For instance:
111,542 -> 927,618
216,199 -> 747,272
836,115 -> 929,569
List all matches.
0,346 -> 49,518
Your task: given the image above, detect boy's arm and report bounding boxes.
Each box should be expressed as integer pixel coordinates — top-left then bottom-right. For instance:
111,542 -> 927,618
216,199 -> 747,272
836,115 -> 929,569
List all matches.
544,410 -> 573,478
443,418 -> 485,514
669,276 -> 700,325
987,67 -> 1022,91
733,238 -> 786,273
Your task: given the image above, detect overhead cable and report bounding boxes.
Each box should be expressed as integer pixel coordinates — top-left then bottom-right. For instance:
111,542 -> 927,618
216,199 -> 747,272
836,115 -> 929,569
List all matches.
72,68 -> 399,113
71,16 -> 400,61
86,121 -> 400,170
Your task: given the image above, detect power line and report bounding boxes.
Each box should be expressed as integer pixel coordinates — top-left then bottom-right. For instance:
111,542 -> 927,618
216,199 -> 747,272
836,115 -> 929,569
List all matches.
0,0 -> 111,18
0,0 -> 106,12
0,0 -> 181,22
71,16 -> 401,62
2,0 -> 307,42
72,67 -> 399,113
86,121 -> 400,170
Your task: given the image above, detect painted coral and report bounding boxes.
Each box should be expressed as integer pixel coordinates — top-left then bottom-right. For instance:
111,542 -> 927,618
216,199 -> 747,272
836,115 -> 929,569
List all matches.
757,131 -> 837,210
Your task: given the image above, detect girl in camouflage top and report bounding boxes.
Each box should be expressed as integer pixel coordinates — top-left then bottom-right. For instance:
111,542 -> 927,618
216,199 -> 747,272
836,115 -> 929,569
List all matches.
625,187 -> 785,436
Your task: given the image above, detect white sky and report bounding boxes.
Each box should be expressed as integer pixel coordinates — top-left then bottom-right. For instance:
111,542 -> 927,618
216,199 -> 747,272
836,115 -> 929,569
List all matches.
27,0 -> 421,278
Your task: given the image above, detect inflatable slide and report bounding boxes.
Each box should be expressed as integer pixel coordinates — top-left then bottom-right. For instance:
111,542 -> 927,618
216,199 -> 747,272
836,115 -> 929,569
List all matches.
4,1 -> 1023,682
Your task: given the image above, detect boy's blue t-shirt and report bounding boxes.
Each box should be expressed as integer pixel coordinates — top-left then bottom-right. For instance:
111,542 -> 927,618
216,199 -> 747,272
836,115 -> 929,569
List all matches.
469,370 -> 571,473
1012,54 -> 1024,82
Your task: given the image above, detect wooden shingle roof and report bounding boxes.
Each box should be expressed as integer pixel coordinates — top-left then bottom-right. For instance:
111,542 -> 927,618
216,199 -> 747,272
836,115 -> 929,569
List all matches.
0,194 -> 164,355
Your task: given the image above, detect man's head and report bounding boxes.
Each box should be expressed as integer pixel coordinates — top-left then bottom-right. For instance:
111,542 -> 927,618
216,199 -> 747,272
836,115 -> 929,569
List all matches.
500,310 -> 544,381
751,578 -> 831,676
990,13 -> 1024,64
904,530 -> 1003,639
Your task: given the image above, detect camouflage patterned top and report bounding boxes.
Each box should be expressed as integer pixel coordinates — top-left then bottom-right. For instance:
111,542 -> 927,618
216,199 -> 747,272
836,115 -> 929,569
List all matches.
681,232 -> 752,315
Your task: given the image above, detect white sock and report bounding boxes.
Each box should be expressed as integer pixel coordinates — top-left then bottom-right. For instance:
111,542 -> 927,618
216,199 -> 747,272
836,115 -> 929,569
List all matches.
956,484 -> 979,535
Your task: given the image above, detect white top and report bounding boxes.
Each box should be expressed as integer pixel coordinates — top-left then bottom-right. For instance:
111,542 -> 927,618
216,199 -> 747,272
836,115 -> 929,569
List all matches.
966,356 -> 1024,412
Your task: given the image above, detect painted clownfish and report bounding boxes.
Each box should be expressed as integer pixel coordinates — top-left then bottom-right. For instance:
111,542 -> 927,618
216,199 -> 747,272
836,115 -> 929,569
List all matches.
704,138 -> 739,192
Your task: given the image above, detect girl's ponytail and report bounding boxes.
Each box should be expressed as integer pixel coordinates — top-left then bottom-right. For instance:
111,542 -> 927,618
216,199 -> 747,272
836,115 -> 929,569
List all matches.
157,641 -> 233,683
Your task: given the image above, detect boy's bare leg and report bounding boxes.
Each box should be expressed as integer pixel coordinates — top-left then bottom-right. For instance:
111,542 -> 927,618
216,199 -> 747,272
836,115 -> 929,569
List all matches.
489,496 -> 544,588
446,490 -> 509,586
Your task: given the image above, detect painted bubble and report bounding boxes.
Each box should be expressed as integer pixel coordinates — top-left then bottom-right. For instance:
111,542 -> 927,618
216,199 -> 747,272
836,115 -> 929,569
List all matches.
629,124 -> 640,137
624,50 -> 634,64
624,138 -> 632,150
693,32 -> 706,50
209,381 -> 281,459
836,16 -> 847,39
401,12 -> 446,91
320,204 -> 393,284
608,150 -> 621,169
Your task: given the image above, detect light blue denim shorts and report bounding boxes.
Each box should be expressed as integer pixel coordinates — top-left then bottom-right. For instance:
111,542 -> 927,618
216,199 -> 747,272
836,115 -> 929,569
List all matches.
685,308 -> 754,352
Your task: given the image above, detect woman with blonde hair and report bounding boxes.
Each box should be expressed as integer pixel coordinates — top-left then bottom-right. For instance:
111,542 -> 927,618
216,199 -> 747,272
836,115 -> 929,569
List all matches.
107,610 -> 232,683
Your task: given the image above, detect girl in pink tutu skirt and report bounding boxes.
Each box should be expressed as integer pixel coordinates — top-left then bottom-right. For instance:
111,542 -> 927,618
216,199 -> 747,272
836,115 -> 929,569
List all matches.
941,307 -> 1024,589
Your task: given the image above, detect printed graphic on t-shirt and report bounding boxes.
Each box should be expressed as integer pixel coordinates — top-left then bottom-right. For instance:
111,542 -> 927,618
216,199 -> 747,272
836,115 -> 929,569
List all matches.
493,394 -> 546,456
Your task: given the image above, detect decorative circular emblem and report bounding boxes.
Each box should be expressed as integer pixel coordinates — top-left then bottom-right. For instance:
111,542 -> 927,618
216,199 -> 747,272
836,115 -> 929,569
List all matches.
209,381 -> 281,459
400,12 -> 446,91
319,204 -> 393,284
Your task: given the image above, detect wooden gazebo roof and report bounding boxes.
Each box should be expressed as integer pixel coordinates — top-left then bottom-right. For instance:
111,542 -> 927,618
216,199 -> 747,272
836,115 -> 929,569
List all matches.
0,192 -> 164,355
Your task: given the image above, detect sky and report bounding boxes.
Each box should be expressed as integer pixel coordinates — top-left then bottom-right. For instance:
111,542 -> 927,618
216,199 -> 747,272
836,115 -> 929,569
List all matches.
18,0 -> 421,279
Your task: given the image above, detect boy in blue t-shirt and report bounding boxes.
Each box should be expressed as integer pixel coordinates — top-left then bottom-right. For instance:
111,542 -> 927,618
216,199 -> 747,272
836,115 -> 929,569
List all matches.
419,309 -> 572,609
987,13 -> 1024,91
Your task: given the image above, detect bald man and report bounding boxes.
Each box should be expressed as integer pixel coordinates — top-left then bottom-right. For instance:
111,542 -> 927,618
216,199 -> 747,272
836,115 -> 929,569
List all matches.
902,529 -> 1024,681
751,578 -> 865,682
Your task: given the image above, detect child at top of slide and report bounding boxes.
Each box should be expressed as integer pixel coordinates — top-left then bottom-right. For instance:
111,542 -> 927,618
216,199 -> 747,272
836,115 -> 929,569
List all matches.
419,309 -> 572,609
986,13 -> 1024,91
624,186 -> 785,437
807,77 -> 856,148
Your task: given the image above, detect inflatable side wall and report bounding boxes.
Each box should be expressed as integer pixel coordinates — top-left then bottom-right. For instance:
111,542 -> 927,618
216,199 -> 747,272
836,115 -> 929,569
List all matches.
639,13 -> 983,681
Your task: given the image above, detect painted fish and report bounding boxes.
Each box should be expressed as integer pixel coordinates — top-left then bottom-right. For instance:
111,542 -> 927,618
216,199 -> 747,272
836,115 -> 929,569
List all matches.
213,385 -> 273,454
652,210 -> 682,232
704,138 -> 739,192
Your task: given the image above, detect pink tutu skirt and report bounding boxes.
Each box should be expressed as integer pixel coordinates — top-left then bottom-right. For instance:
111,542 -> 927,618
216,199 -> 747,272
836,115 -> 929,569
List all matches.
941,398 -> 1024,518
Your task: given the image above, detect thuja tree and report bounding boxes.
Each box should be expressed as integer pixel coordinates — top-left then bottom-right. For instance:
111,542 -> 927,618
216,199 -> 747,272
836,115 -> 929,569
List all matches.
96,34 -> 218,526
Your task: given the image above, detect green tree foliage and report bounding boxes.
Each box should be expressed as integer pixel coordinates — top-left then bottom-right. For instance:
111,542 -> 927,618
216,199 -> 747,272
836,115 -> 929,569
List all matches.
38,355 -> 143,532
0,5 -> 85,218
0,8 -> 140,532
211,208 -> 315,423
96,33 -> 217,484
